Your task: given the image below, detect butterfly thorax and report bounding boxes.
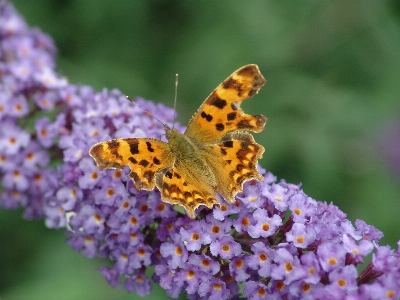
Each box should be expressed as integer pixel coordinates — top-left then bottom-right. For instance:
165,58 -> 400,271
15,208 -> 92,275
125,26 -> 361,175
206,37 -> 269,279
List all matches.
164,125 -> 201,160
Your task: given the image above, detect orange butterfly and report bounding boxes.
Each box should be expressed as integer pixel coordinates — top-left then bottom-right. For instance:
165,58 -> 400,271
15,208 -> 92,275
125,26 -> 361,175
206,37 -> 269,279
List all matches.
90,64 -> 267,218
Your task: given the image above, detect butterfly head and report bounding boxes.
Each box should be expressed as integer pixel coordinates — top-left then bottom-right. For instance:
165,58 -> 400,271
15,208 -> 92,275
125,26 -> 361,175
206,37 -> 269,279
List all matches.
164,124 -> 179,141
164,124 -> 195,156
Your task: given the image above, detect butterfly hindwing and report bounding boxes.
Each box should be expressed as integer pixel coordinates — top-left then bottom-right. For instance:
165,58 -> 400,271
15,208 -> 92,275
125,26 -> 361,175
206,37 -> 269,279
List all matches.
185,64 -> 267,144
201,131 -> 265,203
155,160 -> 218,219
89,138 -> 174,190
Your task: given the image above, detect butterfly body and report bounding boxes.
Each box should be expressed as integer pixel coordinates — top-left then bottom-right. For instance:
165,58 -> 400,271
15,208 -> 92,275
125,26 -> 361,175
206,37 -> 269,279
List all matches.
165,125 -> 201,161
90,64 -> 267,218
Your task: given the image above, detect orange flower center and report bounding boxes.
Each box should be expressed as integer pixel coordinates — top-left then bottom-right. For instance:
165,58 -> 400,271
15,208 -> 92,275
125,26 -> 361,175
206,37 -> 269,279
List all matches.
302,283 -> 311,292
328,257 -> 337,265
337,279 -> 347,287
213,284 -> 222,290
106,188 -> 114,197
222,244 -> 231,252
259,253 -> 268,262
284,262 -> 294,273
187,270 -> 195,279
140,204 -> 148,213
235,259 -> 243,268
157,203 -> 166,212
201,259 -> 210,267
262,223 -> 270,231
175,246 -> 182,255
211,226 -> 220,234
257,287 -> 267,296
276,281 -> 285,290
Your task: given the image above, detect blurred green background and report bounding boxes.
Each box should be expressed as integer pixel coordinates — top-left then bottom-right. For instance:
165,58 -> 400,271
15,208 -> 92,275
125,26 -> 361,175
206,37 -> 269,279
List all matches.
2,1 -> 400,299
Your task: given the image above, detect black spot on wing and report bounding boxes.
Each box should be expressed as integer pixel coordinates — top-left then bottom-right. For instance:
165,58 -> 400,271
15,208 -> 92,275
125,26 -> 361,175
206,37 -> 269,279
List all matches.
129,157 -> 138,164
223,140 -> 233,148
236,164 -> 245,172
153,157 -> 161,165
105,141 -> 123,161
146,142 -> 155,152
107,141 -> 122,157
223,78 -> 237,89
139,159 -> 149,167
237,119 -> 252,129
129,141 -> 139,155
216,123 -> 225,131
165,171 -> 173,179
108,140 -> 120,151
227,112 -> 237,121
236,176 -> 245,184
201,111 -> 213,122
223,77 -> 246,96
129,171 -> 139,181
209,94 -> 227,109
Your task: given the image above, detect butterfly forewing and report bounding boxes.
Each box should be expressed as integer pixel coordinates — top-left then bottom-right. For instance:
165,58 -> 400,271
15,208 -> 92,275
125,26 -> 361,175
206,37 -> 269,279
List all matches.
185,64 -> 267,144
89,138 -> 174,190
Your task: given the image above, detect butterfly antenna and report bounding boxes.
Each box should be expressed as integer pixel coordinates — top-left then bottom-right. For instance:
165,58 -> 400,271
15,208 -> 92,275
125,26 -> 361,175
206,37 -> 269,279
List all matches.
125,96 -> 165,126
172,74 -> 178,129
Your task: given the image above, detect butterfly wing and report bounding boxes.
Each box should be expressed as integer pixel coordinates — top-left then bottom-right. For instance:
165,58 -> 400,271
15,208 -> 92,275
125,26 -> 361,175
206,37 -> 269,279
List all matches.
89,138 -> 174,191
155,159 -> 219,219
201,131 -> 265,203
185,64 -> 267,143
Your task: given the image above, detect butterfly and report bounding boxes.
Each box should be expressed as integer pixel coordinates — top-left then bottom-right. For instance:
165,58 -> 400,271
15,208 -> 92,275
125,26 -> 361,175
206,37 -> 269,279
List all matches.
89,64 -> 267,218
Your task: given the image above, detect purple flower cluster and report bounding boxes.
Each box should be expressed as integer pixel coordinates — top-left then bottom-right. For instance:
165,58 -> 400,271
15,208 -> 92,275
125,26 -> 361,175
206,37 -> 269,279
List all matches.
1,2 -> 400,299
